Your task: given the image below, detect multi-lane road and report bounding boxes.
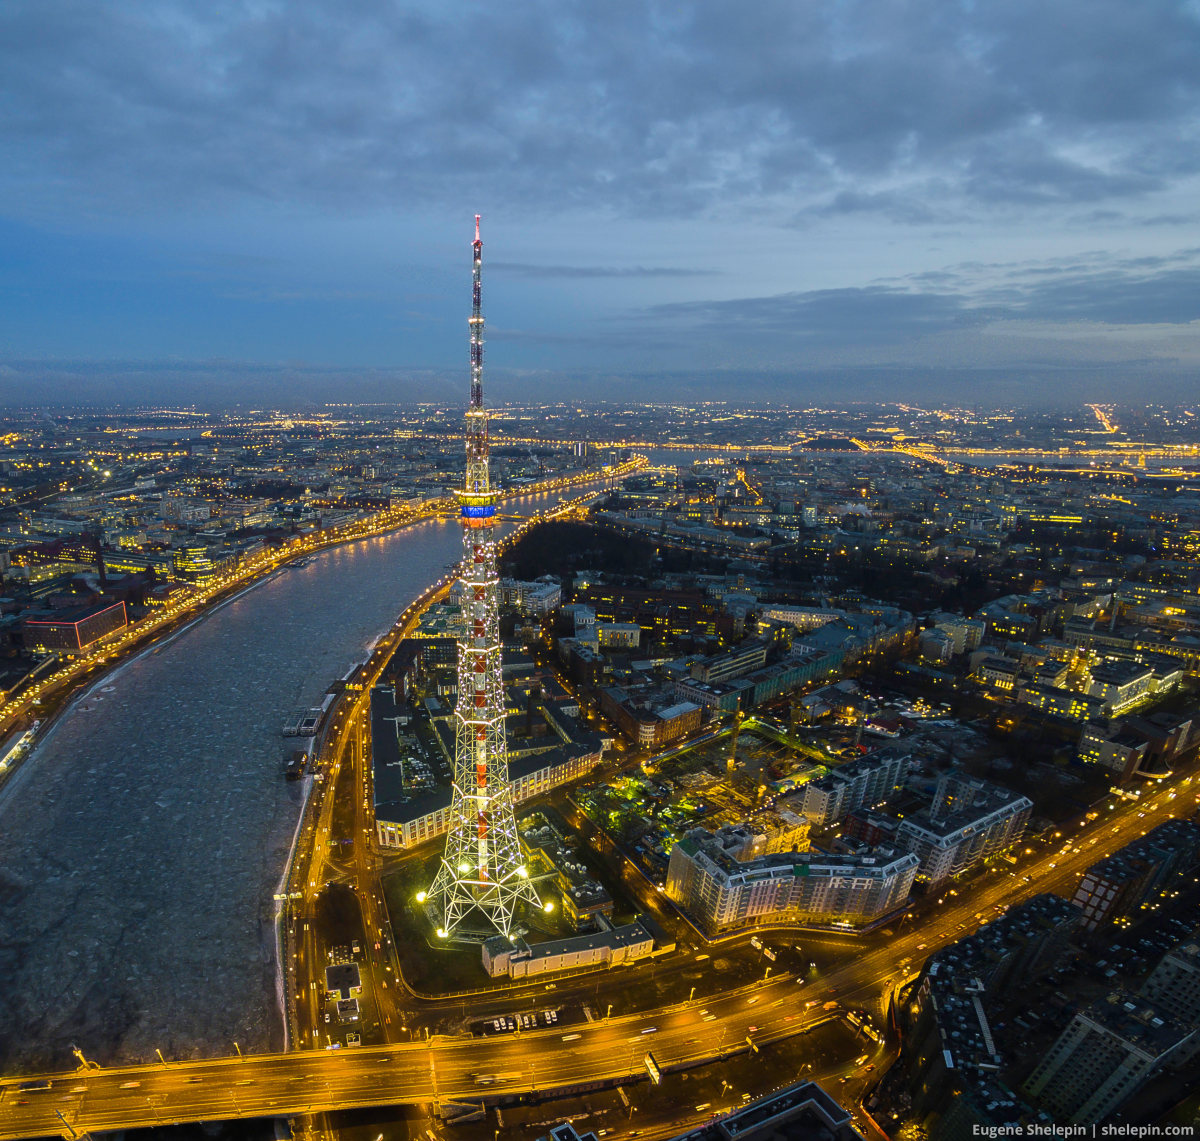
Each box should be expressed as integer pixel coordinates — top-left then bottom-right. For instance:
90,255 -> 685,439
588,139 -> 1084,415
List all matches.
0,979 -> 838,1141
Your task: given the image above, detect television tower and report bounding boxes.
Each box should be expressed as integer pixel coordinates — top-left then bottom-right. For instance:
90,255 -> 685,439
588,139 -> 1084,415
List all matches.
423,216 -> 542,940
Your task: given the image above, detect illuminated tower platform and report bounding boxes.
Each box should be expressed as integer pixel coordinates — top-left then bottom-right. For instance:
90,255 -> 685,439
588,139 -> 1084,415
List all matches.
422,217 -> 542,940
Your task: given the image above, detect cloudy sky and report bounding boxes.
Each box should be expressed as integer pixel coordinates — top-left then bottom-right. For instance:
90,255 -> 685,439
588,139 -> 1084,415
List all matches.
2,0 -> 1200,406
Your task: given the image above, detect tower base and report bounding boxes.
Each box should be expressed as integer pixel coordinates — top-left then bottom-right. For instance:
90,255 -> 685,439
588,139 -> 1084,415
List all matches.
425,859 -> 543,943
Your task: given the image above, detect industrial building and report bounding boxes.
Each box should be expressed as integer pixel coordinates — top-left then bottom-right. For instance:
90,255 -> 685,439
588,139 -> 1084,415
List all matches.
371,682 -> 606,850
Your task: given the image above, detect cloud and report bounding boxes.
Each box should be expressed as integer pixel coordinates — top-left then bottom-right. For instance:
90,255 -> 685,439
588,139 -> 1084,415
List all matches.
2,0 -> 1199,223
591,245 -> 1200,370
632,286 -> 982,347
800,186 -> 962,226
1004,267 -> 1200,325
4,1 -> 1200,387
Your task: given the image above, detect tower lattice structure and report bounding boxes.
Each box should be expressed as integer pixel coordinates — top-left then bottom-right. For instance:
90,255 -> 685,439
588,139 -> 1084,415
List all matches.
425,216 -> 542,939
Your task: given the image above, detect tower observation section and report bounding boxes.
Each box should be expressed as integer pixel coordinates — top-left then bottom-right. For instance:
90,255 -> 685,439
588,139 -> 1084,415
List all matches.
424,217 -> 542,940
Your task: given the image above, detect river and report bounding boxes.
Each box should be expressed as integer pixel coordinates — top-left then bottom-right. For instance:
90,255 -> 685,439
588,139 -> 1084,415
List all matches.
0,487 -> 574,1071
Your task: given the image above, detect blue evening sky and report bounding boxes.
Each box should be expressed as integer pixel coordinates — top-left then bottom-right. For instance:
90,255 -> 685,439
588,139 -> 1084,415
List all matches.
2,1 -> 1199,405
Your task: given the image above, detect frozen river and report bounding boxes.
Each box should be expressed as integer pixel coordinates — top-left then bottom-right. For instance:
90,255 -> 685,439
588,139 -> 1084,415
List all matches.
0,492 -> 564,1071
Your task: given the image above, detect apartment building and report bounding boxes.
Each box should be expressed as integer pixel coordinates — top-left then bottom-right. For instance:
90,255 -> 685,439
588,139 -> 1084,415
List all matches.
1070,820 -> 1200,931
1143,939 -> 1200,1025
799,746 -> 911,828
665,826 -> 917,933
894,776 -> 1032,886
1024,994 -> 1195,1123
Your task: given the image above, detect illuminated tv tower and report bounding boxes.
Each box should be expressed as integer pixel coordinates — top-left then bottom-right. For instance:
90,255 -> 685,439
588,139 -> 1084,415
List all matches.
423,216 -> 542,939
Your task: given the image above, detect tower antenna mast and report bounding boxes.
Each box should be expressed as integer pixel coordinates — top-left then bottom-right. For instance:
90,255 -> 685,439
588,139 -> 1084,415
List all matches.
424,216 -> 542,939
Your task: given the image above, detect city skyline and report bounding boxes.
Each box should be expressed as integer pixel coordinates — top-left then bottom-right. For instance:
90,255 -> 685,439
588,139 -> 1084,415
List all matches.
2,3 -> 1200,405
0,396 -> 1198,1136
